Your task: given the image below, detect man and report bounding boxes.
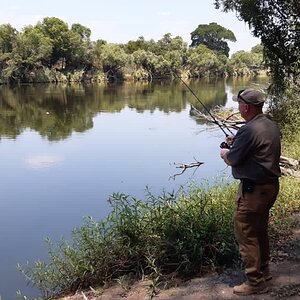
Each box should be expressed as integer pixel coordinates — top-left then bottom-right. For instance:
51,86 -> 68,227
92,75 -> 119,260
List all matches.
220,88 -> 281,296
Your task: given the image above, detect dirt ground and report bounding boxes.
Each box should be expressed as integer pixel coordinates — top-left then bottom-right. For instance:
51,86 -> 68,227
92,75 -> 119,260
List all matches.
60,218 -> 300,300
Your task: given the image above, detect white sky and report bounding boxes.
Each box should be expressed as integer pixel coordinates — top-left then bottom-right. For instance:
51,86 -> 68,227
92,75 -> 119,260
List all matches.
0,0 -> 260,55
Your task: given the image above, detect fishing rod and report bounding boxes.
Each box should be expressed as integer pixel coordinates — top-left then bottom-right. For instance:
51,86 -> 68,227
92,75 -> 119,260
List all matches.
176,76 -> 234,148
178,76 -> 234,136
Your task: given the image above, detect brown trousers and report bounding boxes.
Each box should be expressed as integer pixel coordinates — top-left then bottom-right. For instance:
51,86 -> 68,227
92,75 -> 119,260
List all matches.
234,180 -> 279,285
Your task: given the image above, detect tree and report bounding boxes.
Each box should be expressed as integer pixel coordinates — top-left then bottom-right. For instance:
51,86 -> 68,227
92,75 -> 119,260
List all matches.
214,0 -> 300,91
34,18 -> 93,70
0,24 -> 17,54
190,22 -> 236,57
71,23 -> 91,41
98,44 -> 128,79
17,26 -> 52,64
124,36 -> 150,54
2,26 -> 52,82
187,45 -> 223,77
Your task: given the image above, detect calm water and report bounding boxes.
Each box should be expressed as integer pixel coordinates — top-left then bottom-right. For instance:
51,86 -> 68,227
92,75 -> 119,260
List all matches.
0,77 -> 268,299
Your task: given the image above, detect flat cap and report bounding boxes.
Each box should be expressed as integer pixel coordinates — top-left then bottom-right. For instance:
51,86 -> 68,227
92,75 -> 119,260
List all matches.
233,89 -> 265,106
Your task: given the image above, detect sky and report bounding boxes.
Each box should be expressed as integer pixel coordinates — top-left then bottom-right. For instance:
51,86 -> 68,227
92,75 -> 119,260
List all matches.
0,0 -> 261,55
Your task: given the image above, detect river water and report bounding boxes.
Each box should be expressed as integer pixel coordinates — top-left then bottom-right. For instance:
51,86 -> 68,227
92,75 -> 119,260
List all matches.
0,77 -> 268,299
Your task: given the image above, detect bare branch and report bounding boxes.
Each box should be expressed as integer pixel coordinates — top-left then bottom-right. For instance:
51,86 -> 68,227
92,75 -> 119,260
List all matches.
169,158 -> 204,180
190,104 -> 244,131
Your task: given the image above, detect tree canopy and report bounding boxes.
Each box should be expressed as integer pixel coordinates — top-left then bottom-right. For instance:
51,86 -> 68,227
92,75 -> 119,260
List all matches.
0,17 -> 264,83
190,22 -> 236,57
214,0 -> 300,91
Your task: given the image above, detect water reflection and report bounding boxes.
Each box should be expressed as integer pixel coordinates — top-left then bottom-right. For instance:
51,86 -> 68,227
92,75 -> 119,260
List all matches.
0,78 -> 246,141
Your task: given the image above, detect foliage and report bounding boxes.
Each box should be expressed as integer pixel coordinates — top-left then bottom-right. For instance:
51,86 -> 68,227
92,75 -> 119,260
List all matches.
227,45 -> 264,76
0,17 -> 263,83
71,23 -> 91,41
187,45 -> 225,77
190,22 -> 236,57
0,24 -> 17,54
124,36 -> 154,54
98,43 -> 129,79
273,176 -> 300,219
214,0 -> 300,91
18,181 -> 238,298
270,85 -> 300,159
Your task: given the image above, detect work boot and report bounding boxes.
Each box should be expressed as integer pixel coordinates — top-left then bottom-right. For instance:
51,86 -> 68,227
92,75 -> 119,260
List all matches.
263,269 -> 272,281
261,266 -> 272,281
233,281 -> 269,296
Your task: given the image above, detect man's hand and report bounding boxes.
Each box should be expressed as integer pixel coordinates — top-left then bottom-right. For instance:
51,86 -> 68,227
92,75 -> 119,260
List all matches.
226,135 -> 235,146
220,148 -> 232,166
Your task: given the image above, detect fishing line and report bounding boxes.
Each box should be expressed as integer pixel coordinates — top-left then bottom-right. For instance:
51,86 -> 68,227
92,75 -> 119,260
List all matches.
177,76 -> 234,136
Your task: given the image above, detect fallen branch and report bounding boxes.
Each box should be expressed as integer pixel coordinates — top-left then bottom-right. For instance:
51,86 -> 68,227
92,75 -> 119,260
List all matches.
189,104 -> 244,131
169,158 -> 204,180
280,156 -> 300,178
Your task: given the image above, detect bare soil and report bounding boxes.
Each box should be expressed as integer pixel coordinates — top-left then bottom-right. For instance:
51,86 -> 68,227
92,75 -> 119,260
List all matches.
59,217 -> 300,300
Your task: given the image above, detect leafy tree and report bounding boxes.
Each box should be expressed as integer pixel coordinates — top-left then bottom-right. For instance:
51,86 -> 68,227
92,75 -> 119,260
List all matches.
99,44 -> 128,78
153,33 -> 187,55
69,24 -> 93,69
71,23 -> 91,41
190,22 -> 236,57
36,17 -> 88,69
124,36 -> 150,54
17,26 -> 52,64
132,50 -> 156,72
1,26 -> 52,82
228,50 -> 255,75
187,45 -> 223,77
36,17 -> 69,65
91,39 -> 107,69
214,0 -> 300,91
0,24 -> 17,54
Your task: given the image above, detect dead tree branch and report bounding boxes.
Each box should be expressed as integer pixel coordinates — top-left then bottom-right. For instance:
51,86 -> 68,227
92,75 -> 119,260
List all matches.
189,104 -> 245,131
169,158 -> 204,180
280,156 -> 300,178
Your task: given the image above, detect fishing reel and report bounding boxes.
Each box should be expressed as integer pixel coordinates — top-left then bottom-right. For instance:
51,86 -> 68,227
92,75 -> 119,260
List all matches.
220,141 -> 230,149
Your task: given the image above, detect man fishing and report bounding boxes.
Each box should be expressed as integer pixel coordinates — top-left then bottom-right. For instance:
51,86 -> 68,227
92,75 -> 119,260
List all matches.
220,88 -> 281,296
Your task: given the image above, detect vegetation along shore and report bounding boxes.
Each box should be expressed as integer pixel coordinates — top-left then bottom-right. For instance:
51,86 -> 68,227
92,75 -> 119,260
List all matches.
0,19 -> 264,84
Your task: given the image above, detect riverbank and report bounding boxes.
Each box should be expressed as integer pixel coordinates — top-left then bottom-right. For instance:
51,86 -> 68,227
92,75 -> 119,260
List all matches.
18,175 -> 300,300
59,214 -> 300,300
